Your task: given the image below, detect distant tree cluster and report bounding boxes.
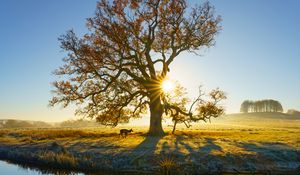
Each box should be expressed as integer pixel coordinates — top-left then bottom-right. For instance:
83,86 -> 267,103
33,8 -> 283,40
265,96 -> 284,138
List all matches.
287,109 -> 300,115
240,99 -> 283,113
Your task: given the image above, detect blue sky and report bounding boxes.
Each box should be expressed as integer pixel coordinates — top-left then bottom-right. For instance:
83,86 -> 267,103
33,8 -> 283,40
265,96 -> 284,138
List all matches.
0,0 -> 299,122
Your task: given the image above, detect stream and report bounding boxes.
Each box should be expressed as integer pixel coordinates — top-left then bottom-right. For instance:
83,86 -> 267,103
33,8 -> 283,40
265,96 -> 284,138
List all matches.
0,160 -> 83,175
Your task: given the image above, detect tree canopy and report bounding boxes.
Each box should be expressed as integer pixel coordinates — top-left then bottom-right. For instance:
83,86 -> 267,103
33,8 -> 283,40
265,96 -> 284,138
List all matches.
50,0 -> 224,135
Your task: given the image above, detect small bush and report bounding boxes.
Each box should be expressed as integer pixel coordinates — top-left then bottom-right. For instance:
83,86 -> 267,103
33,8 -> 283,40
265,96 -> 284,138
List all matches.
158,155 -> 178,175
39,151 -> 77,169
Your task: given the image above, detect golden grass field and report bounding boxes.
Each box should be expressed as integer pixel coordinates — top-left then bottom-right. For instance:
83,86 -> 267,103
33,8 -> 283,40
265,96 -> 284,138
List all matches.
0,113 -> 299,174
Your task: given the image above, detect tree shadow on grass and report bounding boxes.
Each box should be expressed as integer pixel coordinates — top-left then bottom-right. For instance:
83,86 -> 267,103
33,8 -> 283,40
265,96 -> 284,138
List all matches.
133,135 -> 163,154
225,141 -> 300,174
236,141 -> 300,163
164,135 -> 222,155
128,135 -> 164,170
198,138 -> 223,154
156,135 -> 300,174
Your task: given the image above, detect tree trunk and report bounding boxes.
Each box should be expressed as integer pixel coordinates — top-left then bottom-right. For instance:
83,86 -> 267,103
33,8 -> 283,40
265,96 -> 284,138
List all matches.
172,120 -> 177,134
148,96 -> 165,136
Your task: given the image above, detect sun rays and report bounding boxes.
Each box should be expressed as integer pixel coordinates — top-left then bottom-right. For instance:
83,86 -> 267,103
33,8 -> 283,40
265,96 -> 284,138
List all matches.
161,79 -> 175,93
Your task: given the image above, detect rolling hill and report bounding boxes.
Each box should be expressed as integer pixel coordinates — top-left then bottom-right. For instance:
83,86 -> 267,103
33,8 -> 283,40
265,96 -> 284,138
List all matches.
0,119 -> 52,128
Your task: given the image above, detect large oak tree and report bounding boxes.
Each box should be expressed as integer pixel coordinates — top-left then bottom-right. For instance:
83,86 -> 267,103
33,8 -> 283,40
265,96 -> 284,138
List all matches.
50,0 -> 223,136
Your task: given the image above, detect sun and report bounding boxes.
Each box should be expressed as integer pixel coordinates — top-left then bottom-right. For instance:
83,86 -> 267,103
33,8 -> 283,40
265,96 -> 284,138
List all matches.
161,79 -> 174,93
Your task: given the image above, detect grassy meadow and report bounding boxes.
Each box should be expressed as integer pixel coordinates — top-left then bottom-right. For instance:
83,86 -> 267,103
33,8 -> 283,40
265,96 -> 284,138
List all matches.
0,113 -> 299,174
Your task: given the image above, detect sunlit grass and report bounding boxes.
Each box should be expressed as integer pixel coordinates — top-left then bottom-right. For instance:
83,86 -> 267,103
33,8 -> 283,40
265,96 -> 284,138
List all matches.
0,117 -> 299,174
1,123 -> 299,150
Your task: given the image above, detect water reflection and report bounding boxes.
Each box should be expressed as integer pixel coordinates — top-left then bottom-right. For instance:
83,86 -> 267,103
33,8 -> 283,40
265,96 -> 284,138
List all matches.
0,160 -> 83,175
0,160 -> 147,175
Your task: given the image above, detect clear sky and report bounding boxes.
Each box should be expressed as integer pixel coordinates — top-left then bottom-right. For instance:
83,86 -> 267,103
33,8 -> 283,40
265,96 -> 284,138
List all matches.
0,0 -> 299,122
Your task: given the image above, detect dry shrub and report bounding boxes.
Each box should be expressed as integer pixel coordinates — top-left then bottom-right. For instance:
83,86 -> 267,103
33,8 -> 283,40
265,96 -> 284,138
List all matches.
39,151 -> 77,169
158,155 -> 178,175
